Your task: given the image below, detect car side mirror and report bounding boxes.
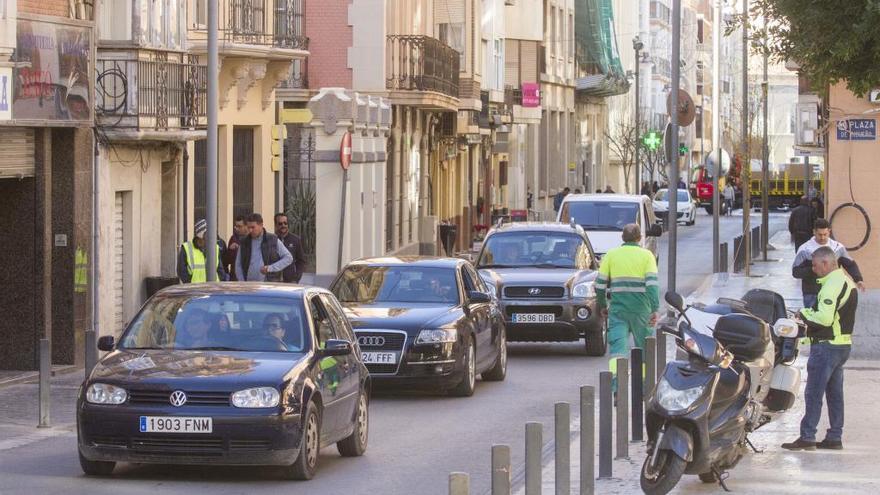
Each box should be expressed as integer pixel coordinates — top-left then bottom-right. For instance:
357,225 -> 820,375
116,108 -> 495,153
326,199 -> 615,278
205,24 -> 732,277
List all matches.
468,291 -> 492,304
647,224 -> 663,237
319,339 -> 352,357
97,336 -> 115,352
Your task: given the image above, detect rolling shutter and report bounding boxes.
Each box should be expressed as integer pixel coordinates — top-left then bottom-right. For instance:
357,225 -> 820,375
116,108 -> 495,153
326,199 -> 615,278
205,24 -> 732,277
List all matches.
0,129 -> 35,179
113,192 -> 125,335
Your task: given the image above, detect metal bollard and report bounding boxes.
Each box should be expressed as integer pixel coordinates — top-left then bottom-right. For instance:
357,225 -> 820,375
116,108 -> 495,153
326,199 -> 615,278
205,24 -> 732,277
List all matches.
525,422 -> 543,495
449,472 -> 470,495
630,348 -> 644,441
645,336 -> 657,399
598,371 -> 613,479
85,330 -> 97,378
491,445 -> 511,495
615,357 -> 629,459
720,242 -> 729,272
656,332 -> 667,384
580,386 -> 595,495
38,338 -> 50,428
555,402 -> 570,494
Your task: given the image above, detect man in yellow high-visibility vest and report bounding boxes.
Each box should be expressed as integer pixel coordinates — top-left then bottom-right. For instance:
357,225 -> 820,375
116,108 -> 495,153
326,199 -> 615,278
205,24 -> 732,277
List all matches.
177,219 -> 227,283
74,247 -> 88,293
595,223 -> 660,389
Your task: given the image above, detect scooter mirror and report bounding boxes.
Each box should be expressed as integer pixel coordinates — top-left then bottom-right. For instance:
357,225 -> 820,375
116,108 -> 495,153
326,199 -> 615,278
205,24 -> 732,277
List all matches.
773,318 -> 799,338
665,292 -> 685,312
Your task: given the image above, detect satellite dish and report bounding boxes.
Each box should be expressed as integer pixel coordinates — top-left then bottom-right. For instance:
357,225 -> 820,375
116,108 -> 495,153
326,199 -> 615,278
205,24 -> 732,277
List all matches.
667,89 -> 696,127
706,149 -> 731,176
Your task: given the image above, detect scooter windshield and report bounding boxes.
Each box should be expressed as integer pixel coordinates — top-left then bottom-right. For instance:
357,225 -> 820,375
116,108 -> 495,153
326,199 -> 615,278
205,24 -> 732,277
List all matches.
679,321 -> 724,365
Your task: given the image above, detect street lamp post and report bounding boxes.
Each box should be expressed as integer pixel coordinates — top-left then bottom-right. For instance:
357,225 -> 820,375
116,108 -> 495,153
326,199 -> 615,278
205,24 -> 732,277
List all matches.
742,0 -> 751,276
634,37 -> 644,194
668,0 -> 682,295
206,0 -> 218,281
711,0 -> 721,273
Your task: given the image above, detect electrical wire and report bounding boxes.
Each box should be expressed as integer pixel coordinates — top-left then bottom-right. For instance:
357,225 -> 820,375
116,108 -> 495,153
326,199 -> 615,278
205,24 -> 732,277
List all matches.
828,154 -> 871,251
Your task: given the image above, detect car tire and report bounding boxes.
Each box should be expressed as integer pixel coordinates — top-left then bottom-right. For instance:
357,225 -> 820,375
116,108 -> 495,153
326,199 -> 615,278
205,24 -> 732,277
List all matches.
337,392 -> 369,457
78,451 -> 115,476
285,401 -> 321,480
482,329 -> 507,382
450,337 -> 476,397
585,319 -> 608,357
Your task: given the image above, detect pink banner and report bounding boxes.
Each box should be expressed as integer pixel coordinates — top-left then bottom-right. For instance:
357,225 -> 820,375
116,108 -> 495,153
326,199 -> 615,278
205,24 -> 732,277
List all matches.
521,82 -> 540,108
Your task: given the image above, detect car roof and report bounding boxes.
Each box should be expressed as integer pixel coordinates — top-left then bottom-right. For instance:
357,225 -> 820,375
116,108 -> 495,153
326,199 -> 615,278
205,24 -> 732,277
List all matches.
157,282 -> 317,298
487,221 -> 584,234
345,256 -> 465,269
561,193 -> 649,203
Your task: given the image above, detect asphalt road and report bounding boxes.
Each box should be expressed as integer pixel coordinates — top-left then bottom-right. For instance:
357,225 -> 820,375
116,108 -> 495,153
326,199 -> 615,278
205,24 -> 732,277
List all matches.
0,211 -> 788,495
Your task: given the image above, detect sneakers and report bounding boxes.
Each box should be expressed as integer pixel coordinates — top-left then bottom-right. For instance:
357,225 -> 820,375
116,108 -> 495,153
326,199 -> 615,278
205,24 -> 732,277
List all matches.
817,439 -> 843,450
781,438 -> 816,451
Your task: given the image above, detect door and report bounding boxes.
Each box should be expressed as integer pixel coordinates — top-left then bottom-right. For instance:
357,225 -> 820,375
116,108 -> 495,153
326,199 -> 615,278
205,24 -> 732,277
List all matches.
321,294 -> 360,432
307,294 -> 346,437
461,266 -> 493,371
112,192 -> 126,336
232,127 -> 254,221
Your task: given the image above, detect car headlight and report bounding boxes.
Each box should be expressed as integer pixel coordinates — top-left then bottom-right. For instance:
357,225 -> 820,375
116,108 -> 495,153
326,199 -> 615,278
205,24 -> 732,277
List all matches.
86,383 -> 128,405
231,387 -> 280,408
655,378 -> 705,413
572,282 -> 595,299
416,328 -> 457,344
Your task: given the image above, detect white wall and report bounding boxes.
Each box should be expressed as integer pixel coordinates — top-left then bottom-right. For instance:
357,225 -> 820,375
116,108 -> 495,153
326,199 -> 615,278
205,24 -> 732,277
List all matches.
505,0 -> 542,41
350,0 -> 387,91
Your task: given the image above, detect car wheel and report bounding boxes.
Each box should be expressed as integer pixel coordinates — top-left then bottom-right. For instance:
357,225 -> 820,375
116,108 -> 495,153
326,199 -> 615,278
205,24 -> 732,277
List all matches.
337,392 -> 369,457
585,318 -> 607,357
79,451 -> 115,476
450,337 -> 476,397
482,328 -> 507,381
285,401 -> 320,480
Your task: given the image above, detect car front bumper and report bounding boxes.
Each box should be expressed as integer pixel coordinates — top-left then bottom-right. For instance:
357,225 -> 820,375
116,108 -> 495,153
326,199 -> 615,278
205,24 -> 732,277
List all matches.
500,298 -> 601,342
77,402 -> 302,466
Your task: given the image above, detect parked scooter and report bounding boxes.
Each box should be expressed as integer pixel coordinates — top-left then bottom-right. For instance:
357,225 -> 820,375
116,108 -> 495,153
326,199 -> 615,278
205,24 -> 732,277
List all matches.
640,291 -> 803,495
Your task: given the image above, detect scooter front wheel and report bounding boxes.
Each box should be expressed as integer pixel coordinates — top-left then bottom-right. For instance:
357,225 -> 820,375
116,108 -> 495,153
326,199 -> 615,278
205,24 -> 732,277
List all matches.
640,450 -> 687,495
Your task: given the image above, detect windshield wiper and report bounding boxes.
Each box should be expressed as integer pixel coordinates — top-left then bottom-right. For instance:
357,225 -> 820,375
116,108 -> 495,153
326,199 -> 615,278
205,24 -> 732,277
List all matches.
524,263 -> 570,269
181,346 -> 245,351
478,264 -> 511,269
583,224 -> 624,231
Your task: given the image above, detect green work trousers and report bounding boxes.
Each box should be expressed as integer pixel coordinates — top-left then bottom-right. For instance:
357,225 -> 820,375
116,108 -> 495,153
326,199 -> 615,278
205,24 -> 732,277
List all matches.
608,310 -> 653,358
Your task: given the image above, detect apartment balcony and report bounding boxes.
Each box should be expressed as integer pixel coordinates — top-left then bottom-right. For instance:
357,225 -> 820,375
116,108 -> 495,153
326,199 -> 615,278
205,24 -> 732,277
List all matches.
188,0 -> 309,60
386,35 -> 460,111
96,49 -> 207,141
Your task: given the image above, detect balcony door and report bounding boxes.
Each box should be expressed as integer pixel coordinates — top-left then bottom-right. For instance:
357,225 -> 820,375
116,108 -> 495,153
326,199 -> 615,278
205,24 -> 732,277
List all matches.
232,127 -> 255,220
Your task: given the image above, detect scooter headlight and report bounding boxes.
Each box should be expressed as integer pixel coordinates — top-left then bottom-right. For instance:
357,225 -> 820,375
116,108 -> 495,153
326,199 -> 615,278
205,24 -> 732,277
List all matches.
656,377 -> 706,413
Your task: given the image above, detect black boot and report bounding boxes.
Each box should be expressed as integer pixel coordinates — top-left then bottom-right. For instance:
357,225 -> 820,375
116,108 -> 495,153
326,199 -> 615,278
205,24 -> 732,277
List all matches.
817,439 -> 843,450
781,438 -> 816,451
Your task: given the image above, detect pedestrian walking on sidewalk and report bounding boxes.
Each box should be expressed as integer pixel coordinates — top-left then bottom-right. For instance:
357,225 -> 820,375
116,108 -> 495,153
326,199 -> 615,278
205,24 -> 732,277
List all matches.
274,212 -> 308,283
782,246 -> 858,451
553,187 -> 570,213
224,215 -> 248,280
235,213 -> 293,282
792,218 -> 865,308
595,224 -> 660,389
177,219 -> 228,283
789,196 -> 817,253
722,182 -> 735,215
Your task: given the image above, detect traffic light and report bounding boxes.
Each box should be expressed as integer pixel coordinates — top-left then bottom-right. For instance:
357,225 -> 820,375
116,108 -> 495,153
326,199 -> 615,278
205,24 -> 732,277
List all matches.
643,131 -> 662,151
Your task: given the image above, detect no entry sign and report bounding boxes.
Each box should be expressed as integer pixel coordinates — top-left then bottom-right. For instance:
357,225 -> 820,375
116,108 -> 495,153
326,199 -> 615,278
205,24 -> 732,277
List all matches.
340,132 -> 352,170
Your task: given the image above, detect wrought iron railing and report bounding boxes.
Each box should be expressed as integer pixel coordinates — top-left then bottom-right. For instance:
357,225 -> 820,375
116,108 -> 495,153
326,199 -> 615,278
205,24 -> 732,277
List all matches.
504,86 -> 523,107
279,57 -> 308,89
189,0 -> 308,49
96,50 -> 207,131
386,35 -> 460,98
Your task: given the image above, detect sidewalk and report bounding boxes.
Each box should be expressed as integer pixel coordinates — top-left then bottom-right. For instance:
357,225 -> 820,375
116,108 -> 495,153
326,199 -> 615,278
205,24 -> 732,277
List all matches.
514,231 -> 880,494
0,371 -> 82,451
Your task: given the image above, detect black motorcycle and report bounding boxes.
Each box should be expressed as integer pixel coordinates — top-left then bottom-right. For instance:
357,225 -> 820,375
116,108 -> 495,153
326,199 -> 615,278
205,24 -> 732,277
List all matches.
640,291 -> 803,495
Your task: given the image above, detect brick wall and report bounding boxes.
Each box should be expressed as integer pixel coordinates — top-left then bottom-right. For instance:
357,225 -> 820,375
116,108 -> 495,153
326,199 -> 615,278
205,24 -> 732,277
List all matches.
19,0 -> 69,18
306,0 -> 353,89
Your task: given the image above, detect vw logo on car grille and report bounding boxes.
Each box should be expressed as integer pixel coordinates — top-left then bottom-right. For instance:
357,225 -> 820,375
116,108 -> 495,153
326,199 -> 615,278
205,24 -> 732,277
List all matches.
528,287 -> 542,296
169,390 -> 187,407
358,336 -> 386,347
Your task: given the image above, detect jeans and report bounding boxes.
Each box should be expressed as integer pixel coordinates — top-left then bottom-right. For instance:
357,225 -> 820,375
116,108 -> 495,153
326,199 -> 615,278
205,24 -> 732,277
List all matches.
800,342 -> 851,442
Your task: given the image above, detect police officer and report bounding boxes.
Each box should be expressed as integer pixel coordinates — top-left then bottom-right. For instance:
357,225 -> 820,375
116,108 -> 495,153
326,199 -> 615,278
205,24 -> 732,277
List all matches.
595,223 -> 660,387
177,219 -> 227,283
782,246 -> 858,451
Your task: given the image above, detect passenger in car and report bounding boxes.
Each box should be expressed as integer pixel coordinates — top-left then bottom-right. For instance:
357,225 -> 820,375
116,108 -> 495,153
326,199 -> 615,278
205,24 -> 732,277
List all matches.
176,309 -> 213,348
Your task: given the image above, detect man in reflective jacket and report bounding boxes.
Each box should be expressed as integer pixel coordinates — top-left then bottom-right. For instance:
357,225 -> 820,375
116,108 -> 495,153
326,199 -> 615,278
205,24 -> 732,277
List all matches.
596,224 -> 660,388
782,246 -> 858,451
177,219 -> 227,283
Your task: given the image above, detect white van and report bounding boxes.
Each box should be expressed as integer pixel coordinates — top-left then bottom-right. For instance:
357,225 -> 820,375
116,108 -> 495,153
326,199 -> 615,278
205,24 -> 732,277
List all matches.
556,194 -> 662,259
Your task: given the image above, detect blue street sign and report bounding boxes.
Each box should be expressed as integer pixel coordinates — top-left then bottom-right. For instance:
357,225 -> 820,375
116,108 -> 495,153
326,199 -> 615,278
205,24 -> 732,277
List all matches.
836,119 -> 876,141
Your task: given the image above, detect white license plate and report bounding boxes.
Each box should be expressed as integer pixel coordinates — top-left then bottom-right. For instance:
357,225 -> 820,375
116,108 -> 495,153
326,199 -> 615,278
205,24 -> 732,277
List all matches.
361,352 -> 399,364
512,313 -> 555,324
139,416 -> 213,434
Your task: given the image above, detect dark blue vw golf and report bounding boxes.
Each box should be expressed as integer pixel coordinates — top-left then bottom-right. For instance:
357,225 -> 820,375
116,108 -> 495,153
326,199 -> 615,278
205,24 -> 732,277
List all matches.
77,283 -> 370,480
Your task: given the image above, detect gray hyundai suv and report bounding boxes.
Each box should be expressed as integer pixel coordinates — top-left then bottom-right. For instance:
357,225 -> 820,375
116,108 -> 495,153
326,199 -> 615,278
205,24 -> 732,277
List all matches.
474,222 -> 607,356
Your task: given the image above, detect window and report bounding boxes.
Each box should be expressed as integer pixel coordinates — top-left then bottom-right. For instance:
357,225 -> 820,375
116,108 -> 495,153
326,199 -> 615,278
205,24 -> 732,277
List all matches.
136,0 -> 185,50
309,295 -> 339,348
439,23 -> 466,67
476,232 -> 592,270
321,294 -> 355,343
697,18 -> 704,44
560,201 -> 640,232
331,266 -> 461,305
98,0 -> 133,41
494,39 -> 504,90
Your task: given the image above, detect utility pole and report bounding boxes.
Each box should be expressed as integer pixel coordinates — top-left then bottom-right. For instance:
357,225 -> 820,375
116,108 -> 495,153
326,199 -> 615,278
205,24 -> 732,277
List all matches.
761,42 -> 769,261
741,0 -> 751,276
206,0 -> 218,281
634,37 -> 644,194
712,0 -> 721,273
668,0 -> 682,294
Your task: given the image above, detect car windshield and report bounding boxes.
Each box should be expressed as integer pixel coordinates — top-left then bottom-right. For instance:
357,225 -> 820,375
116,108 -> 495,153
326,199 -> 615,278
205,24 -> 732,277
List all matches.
655,190 -> 690,202
560,201 -> 639,231
118,294 -> 309,353
476,232 -> 591,269
332,266 -> 460,305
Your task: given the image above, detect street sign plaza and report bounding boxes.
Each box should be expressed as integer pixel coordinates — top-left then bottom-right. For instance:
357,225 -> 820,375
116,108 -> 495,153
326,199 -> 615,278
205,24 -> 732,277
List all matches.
836,118 -> 876,141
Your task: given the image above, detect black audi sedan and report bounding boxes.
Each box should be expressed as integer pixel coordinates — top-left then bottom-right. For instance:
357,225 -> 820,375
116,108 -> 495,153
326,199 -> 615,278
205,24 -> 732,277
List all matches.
330,257 -> 507,396
77,284 -> 369,480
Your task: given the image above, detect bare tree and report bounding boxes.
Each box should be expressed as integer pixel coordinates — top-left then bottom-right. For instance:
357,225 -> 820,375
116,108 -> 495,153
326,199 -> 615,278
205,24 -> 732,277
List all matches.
606,119 -> 639,194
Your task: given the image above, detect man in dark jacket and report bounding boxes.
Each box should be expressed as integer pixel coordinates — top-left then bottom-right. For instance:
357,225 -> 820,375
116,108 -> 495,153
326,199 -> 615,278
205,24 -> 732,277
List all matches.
792,218 -> 865,308
274,212 -> 308,283
224,215 -> 248,280
553,187 -> 570,212
235,213 -> 293,282
789,196 -> 817,252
